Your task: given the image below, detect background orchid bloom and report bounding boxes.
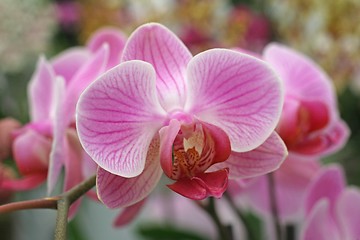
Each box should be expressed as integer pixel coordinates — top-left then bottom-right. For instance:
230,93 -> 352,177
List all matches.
235,42 -> 350,226
301,165 -> 360,240
0,28 -> 126,200
263,43 -> 350,157
77,23 -> 287,211
234,154 -> 321,223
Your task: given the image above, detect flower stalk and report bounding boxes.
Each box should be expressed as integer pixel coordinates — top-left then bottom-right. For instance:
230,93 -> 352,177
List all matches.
198,197 -> 233,240
0,175 -> 96,240
268,173 -> 283,240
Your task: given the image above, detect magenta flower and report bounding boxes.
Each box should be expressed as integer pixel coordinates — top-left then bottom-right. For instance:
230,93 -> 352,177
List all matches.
1,28 -> 126,197
301,165 -> 360,240
76,23 -> 287,209
235,43 -> 350,225
264,43 -> 349,157
48,27 -> 126,194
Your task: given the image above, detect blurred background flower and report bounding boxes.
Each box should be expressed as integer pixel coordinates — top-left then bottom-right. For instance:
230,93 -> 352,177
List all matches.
265,0 -> 360,93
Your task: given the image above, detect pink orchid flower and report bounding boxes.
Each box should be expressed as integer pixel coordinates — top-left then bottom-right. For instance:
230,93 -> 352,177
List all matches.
76,23 -> 287,211
47,27 -> 127,195
264,43 -> 349,157
234,43 -> 350,225
301,165 -> 360,240
1,28 -> 126,197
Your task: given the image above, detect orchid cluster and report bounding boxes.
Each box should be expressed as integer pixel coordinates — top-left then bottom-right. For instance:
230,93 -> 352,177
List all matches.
0,22 -> 356,240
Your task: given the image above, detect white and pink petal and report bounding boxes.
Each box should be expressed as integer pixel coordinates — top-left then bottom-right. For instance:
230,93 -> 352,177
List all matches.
96,136 -> 163,208
122,23 -> 192,111
77,61 -> 166,177
186,49 -> 283,152
213,132 -> 287,179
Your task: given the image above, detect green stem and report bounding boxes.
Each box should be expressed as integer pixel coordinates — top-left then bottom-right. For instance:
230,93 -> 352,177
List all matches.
55,198 -> 70,240
0,175 -> 96,240
198,198 -> 233,240
267,173 -> 283,240
0,197 -> 59,213
55,175 -> 96,240
224,193 -> 257,240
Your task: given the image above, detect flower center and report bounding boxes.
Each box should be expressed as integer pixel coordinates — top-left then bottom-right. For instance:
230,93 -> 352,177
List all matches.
168,123 -> 216,180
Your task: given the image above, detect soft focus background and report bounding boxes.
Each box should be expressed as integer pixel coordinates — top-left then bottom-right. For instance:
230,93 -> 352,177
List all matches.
1,0 -> 360,239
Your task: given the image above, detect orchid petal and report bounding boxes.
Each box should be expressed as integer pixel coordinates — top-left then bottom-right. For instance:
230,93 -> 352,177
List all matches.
87,27 -> 127,69
51,47 -> 91,84
276,98 -> 302,144
159,119 -> 181,178
64,43 -> 109,125
201,121 -> 232,164
213,132 -> 287,179
1,174 -> 47,191
186,49 -> 283,152
305,165 -> 346,216
97,136 -> 162,208
167,168 -> 229,200
318,120 -> 350,156
244,155 -> 321,221
77,60 -> 166,177
263,43 -> 336,114
12,129 -> 50,176
336,188 -> 360,240
122,23 -> 192,111
291,120 -> 350,156
113,199 -> 147,227
301,199 -> 340,240
47,76 -> 66,194
82,153 -> 98,179
28,56 -> 56,122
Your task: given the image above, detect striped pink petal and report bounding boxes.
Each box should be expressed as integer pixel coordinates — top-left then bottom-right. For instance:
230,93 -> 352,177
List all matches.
122,23 -> 192,111
97,136 -> 162,208
185,49 -> 283,152
213,132 -> 287,179
77,61 -> 166,177
64,43 -> 109,125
